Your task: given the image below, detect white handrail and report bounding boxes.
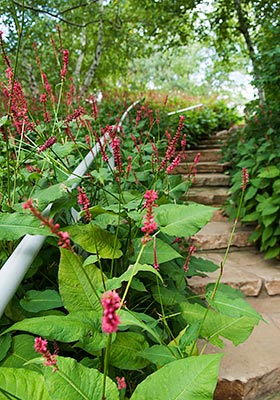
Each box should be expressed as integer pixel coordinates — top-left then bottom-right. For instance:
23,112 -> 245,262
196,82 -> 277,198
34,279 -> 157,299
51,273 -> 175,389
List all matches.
167,104 -> 203,116
0,99 -> 142,318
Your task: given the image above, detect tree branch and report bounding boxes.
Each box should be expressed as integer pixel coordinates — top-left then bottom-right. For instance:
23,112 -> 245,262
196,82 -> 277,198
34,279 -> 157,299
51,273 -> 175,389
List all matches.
12,0 -> 98,28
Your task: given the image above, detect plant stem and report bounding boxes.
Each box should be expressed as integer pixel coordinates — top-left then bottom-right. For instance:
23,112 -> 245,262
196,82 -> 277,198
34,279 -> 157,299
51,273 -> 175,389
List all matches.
120,243 -> 146,308
102,334 -> 112,400
189,189 -> 245,356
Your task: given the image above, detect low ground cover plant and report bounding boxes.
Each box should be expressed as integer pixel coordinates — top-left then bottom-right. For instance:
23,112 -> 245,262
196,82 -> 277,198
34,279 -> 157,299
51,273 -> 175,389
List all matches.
223,102 -> 280,259
0,33 -> 261,399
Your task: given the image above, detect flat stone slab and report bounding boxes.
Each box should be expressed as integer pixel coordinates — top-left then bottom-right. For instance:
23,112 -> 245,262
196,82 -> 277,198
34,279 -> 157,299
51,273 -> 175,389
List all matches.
193,221 -> 253,250
198,297 -> 280,399
172,161 -> 231,174
189,173 -> 230,187
186,186 -> 229,206
184,148 -> 222,162
189,249 -> 280,296
189,255 -> 262,296
207,297 -> 280,399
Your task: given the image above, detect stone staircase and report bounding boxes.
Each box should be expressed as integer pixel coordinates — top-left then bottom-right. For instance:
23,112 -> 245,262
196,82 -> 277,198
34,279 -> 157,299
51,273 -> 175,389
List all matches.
179,131 -> 280,400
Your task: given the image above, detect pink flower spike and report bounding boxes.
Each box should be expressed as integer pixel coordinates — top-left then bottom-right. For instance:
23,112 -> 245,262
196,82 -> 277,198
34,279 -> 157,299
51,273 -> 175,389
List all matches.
34,337 -> 58,372
242,167 -> 249,191
34,337 -> 48,354
141,190 -> 158,244
194,152 -> 200,164
101,290 -> 121,334
116,376 -> 127,390
60,49 -> 69,80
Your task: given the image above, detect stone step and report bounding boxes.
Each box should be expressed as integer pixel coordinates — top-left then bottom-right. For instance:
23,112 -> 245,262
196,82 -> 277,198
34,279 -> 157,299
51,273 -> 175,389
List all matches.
187,173 -> 230,187
172,161 -> 231,174
209,295 -> 280,399
188,248 -> 280,297
185,187 -> 229,206
192,221 -> 253,250
184,148 -> 222,162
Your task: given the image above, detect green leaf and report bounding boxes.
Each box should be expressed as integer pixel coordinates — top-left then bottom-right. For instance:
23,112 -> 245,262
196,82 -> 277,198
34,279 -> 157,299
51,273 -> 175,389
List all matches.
258,166 -> 280,178
0,368 -> 50,400
188,256 -> 219,277
69,311 -> 109,353
0,115 -> 8,127
155,203 -> 215,237
20,290 -> 63,312
206,284 -> 263,321
180,301 -> 259,347
152,285 -> 187,306
140,345 -> 180,367
0,334 -> 39,369
242,211 -> 260,223
106,263 -> 162,291
109,332 -> 150,370
264,246 -> 280,259
32,181 -> 73,210
273,179 -> 280,194
262,226 -> 274,242
59,249 -> 103,313
130,354 -> 222,400
44,356 -> 118,400
67,223 -> 123,259
3,315 -> 91,343
133,237 -> 182,264
0,334 -> 12,362
0,213 -> 52,240
52,142 -> 75,158
119,310 -> 160,343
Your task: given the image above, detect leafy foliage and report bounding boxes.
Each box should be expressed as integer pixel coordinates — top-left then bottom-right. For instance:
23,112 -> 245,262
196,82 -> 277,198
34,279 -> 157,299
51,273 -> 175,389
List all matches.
223,103 -> 280,259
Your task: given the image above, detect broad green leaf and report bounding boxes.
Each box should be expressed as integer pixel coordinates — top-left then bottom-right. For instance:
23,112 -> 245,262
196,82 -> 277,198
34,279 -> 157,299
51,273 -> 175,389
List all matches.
180,301 -> 259,347
262,226 -> 274,242
155,203 -> 215,237
52,141 -> 75,157
206,284 -> 263,320
264,246 -> 280,259
188,256 -> 219,277
273,179 -> 280,194
69,311 -> 109,353
119,310 -> 160,343
20,290 -> 63,313
0,334 -> 12,362
59,249 -> 103,313
140,345 -> 181,367
130,354 -> 222,400
0,334 -> 39,369
169,323 -> 201,353
0,115 -> 8,127
44,356 -> 118,400
67,222 -> 123,258
3,315 -> 91,343
152,285 -> 187,306
32,181 -> 74,210
0,368 -> 50,400
109,332 -> 149,370
132,237 -> 182,264
258,166 -> 280,178
0,213 -> 52,240
106,263 -> 162,291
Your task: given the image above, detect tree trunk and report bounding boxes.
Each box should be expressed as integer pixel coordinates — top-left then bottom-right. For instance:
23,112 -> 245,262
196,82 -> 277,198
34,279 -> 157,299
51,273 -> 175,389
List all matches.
80,2 -> 104,96
233,0 -> 265,104
74,29 -> 86,89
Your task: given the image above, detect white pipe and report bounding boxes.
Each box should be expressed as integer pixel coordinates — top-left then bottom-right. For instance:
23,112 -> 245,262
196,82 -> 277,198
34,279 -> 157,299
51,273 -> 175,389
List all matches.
0,100 -> 143,317
167,104 -> 203,116
0,137 -> 107,318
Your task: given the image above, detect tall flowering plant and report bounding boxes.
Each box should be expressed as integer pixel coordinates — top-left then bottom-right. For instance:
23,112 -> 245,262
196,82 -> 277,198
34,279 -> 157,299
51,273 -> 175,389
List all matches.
0,31 -> 261,400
